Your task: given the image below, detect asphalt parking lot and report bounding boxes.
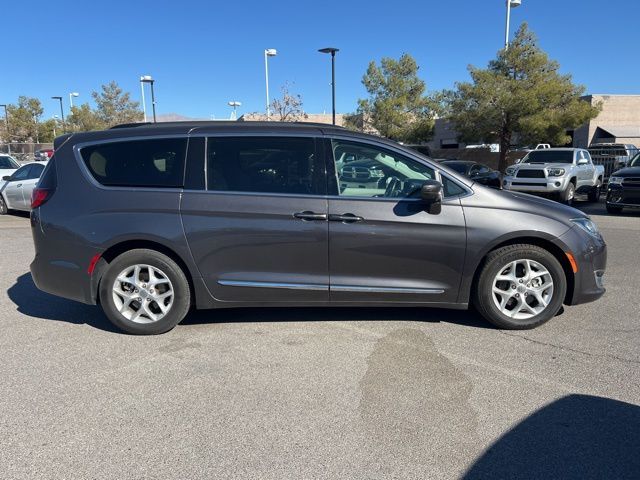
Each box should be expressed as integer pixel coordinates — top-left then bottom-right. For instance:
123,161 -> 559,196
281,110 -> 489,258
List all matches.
1,200 -> 639,479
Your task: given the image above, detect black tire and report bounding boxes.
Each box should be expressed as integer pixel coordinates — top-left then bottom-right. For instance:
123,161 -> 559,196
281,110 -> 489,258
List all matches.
473,244 -> 567,330
0,195 -> 7,215
98,249 -> 191,335
606,204 -> 623,214
587,180 -> 602,202
560,181 -> 575,205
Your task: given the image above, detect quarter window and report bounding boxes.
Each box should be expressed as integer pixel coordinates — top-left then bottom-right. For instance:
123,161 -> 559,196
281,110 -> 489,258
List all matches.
206,137 -> 323,195
80,138 -> 187,187
331,140 -> 435,199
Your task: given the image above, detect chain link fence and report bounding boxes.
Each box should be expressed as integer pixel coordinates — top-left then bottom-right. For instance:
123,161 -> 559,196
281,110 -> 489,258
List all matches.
0,143 -> 54,163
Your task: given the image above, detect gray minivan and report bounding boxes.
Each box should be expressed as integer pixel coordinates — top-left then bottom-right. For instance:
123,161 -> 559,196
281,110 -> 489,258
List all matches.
30,122 -> 607,334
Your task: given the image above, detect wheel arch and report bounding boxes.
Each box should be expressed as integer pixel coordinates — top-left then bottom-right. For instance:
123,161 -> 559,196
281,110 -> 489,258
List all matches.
92,239 -> 197,305
470,236 -> 575,305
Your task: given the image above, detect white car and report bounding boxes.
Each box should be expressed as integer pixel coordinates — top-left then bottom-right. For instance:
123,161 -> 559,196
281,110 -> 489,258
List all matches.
0,155 -> 20,183
0,161 -> 48,214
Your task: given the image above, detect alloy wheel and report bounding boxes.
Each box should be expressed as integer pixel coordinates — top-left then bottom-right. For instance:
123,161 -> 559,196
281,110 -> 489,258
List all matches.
491,259 -> 554,320
112,264 -> 174,323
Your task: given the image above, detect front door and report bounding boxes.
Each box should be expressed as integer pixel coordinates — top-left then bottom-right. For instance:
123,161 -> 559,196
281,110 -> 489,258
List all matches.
181,135 -> 329,303
326,138 -> 466,304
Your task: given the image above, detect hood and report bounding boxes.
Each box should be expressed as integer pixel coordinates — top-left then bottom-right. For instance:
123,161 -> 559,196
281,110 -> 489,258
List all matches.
471,184 -> 587,223
514,162 -> 570,170
611,166 -> 640,177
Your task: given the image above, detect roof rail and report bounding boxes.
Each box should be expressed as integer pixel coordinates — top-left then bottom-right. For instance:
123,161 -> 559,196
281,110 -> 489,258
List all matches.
109,120 -> 346,130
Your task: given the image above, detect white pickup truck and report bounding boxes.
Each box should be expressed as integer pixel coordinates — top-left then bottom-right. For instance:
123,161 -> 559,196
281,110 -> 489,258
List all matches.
503,148 -> 604,205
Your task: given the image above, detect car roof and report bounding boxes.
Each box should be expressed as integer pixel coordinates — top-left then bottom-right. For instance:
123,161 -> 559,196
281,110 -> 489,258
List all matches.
61,121 -> 393,146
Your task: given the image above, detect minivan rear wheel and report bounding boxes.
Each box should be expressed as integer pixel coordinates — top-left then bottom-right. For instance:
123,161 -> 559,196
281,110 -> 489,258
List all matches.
99,249 -> 191,335
473,244 -> 567,330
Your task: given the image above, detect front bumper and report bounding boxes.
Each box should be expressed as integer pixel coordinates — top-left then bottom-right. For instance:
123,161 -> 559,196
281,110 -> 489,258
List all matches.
606,184 -> 640,208
560,226 -> 607,306
503,176 -> 570,193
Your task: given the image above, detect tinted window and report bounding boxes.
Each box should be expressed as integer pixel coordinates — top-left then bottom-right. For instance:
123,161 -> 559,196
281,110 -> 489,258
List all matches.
331,140 -> 435,199
28,163 -> 45,179
207,137 -> 322,195
0,156 -> 19,169
523,151 -> 574,164
442,175 -> 466,197
444,162 -> 469,174
81,138 -> 187,187
11,165 -> 32,181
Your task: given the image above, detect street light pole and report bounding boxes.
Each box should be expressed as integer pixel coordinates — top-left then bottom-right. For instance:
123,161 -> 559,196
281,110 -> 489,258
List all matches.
505,0 -> 522,50
0,104 -> 10,154
140,77 -> 147,122
69,92 -> 79,108
319,47 -> 339,125
140,76 -> 156,123
228,101 -> 242,120
51,96 -> 65,133
264,49 -> 277,120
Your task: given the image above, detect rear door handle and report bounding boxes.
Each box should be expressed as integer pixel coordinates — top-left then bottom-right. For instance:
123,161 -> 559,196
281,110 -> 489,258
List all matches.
293,211 -> 328,221
16,184 -> 22,188
329,213 -> 364,223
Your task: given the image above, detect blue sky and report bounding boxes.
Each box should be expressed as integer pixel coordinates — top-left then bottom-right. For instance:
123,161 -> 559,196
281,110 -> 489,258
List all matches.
2,0 -> 639,121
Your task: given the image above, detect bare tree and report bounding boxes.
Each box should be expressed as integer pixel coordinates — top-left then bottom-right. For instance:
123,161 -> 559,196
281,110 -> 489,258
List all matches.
269,84 -> 308,122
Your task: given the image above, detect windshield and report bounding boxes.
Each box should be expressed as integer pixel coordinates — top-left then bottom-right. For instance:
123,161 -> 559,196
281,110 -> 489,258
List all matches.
0,156 -> 19,169
442,162 -> 469,174
630,153 -> 640,167
522,150 -> 574,164
588,146 -> 628,156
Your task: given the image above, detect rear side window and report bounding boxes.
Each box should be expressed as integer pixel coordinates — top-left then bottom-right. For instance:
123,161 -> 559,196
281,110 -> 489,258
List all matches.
29,163 -> 45,179
80,138 -> 187,187
206,137 -> 323,195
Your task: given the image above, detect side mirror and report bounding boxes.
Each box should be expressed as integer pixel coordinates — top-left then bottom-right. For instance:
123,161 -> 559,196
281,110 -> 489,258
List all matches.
2,175 -> 11,181
420,180 -> 443,214
577,159 -> 588,165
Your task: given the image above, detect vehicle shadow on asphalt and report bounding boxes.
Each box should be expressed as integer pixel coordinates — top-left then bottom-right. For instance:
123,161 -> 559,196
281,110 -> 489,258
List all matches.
8,273 -> 494,333
463,394 -> 640,479
7,273 -> 121,333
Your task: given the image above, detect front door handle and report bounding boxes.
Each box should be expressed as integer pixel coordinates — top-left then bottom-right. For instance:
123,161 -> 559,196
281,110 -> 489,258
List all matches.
329,213 -> 364,223
16,184 -> 22,188
293,211 -> 328,221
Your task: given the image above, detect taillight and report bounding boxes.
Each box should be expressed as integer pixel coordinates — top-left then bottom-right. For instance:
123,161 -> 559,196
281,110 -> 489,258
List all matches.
31,188 -> 51,208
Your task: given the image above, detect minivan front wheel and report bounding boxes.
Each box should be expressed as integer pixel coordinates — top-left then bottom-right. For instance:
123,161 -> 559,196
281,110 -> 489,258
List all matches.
99,249 -> 191,334
474,244 -> 567,329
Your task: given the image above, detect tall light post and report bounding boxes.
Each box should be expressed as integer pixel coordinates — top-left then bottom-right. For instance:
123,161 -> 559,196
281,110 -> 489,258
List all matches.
228,101 -> 242,120
0,104 -> 9,154
69,92 -> 79,108
52,115 -> 59,138
264,48 -> 277,120
318,47 -> 339,125
140,75 -> 156,123
505,0 -> 522,50
51,96 -> 65,133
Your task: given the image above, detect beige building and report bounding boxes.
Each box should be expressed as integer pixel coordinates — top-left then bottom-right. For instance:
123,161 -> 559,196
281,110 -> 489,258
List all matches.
238,113 -> 346,126
572,94 -> 640,147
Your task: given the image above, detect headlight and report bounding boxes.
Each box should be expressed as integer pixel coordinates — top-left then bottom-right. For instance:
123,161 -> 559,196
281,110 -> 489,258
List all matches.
547,168 -> 565,177
609,176 -> 623,185
571,217 -> 601,238
505,167 -> 515,176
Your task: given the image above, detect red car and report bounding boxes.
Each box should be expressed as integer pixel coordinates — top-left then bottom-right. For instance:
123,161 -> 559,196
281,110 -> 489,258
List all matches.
34,149 -> 54,161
